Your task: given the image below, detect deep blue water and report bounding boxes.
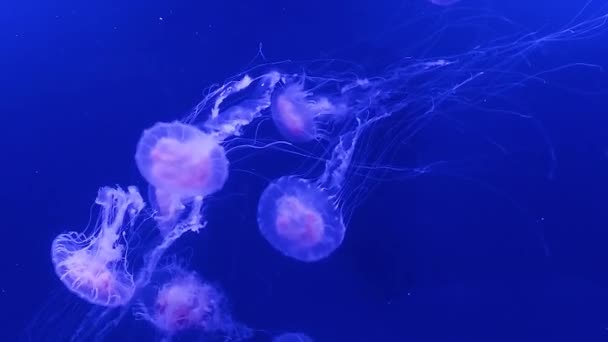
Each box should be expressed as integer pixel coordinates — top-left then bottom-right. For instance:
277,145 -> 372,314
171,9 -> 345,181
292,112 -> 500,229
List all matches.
2,0 -> 608,341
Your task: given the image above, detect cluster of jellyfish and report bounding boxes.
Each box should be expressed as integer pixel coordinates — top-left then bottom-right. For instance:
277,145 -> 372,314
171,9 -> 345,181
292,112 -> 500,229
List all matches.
46,5 -> 608,340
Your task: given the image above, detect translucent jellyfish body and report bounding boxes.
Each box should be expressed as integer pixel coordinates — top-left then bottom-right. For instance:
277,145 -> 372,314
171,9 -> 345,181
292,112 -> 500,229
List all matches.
51,186 -> 144,307
270,80 -> 346,143
136,266 -> 251,340
135,121 -> 229,219
257,176 -> 345,262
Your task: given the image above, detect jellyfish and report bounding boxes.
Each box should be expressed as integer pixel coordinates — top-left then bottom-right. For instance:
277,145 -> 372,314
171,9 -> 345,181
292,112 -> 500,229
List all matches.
51,186 -> 145,307
135,121 -> 229,222
257,111 -> 388,262
270,77 -> 349,143
135,264 -> 251,340
273,332 -> 315,342
257,176 -> 342,262
133,73 -> 282,229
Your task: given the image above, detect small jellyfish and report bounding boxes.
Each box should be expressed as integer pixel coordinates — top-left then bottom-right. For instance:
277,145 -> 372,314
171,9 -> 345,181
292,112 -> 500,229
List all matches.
135,265 -> 251,340
257,112 -> 385,262
273,332 -> 315,342
258,176 -> 344,262
270,78 -> 347,143
51,186 -> 145,307
135,121 -> 229,220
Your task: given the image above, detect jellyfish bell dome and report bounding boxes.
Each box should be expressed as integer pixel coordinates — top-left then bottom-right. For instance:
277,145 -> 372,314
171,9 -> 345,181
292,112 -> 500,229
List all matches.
257,176 -> 346,262
135,121 -> 229,198
51,239 -> 135,307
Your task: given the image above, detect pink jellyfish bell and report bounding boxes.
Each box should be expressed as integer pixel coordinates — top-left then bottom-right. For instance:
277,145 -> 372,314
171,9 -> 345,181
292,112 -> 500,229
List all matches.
257,176 -> 345,262
270,80 -> 347,143
135,267 -> 251,340
135,121 -> 229,219
152,273 -> 219,333
51,186 -> 144,307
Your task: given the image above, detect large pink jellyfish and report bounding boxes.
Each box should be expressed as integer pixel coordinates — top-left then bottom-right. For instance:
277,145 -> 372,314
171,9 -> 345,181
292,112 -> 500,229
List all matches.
135,121 -> 229,221
135,265 -> 251,340
51,186 -> 144,307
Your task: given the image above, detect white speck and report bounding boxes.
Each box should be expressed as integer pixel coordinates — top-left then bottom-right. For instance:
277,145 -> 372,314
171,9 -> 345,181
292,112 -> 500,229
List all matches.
159,17 -> 164,21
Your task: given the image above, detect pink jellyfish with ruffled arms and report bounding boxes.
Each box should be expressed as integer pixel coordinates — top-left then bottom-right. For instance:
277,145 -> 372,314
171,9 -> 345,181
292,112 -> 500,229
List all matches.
51,186 -> 144,307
